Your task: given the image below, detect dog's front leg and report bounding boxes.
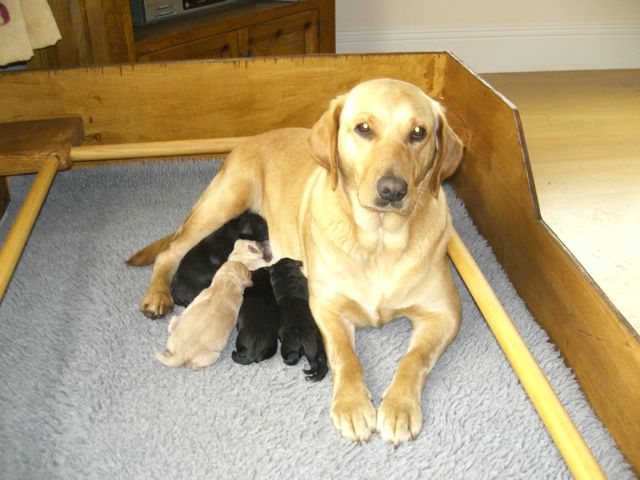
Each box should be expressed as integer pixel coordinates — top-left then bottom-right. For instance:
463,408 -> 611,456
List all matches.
377,305 -> 460,446
314,299 -> 376,443
141,244 -> 187,318
139,168 -> 255,318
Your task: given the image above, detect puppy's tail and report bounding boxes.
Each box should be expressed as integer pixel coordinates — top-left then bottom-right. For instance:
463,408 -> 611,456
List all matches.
127,232 -> 176,266
154,351 -> 186,368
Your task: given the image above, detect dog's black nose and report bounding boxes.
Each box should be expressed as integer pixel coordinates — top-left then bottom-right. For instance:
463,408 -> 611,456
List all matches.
376,176 -> 408,203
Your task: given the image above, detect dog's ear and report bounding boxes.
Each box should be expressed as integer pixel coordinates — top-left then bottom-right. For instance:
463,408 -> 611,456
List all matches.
429,114 -> 464,196
308,95 -> 345,190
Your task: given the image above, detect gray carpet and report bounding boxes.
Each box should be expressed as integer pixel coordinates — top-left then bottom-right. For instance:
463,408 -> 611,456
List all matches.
0,160 -> 633,479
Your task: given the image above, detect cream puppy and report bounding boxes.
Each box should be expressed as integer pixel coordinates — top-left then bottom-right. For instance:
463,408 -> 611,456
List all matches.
155,239 -> 269,370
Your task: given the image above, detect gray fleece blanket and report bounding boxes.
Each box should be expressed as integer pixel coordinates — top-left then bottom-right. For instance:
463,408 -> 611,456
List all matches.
0,161 -> 633,479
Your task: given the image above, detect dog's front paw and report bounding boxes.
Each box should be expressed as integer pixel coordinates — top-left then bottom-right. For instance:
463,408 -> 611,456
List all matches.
331,391 -> 376,444
140,291 -> 174,319
377,395 -> 422,446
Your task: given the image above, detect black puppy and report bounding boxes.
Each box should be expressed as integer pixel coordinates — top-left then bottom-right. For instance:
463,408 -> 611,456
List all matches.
231,267 -> 280,365
170,212 -> 269,307
269,259 -> 328,382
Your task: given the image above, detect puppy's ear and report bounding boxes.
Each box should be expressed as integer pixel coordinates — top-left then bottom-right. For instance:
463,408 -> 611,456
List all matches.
429,114 -> 464,196
308,95 -> 345,190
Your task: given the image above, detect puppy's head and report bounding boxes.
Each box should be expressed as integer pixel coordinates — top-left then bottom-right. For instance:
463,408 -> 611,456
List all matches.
228,239 -> 272,271
308,78 -> 464,214
236,212 -> 270,243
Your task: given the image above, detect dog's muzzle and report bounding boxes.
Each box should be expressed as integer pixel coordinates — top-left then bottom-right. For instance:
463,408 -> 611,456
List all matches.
375,175 -> 408,209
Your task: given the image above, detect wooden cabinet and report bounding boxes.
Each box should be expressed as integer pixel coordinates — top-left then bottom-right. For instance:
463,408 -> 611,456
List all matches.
138,9 -> 319,61
242,10 -> 318,57
29,0 -> 335,68
138,31 -> 239,61
135,3 -> 328,61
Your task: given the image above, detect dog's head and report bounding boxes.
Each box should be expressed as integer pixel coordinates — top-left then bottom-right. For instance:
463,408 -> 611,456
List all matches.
308,78 -> 464,215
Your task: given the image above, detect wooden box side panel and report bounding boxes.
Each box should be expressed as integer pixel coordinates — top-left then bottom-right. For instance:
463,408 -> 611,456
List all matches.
442,56 -> 640,470
0,54 -> 445,144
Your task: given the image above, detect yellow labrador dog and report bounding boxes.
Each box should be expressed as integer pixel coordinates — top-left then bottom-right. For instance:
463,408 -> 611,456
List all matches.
129,78 -> 464,445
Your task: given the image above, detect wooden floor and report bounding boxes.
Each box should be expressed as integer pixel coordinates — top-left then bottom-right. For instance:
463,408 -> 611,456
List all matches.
482,70 -> 640,336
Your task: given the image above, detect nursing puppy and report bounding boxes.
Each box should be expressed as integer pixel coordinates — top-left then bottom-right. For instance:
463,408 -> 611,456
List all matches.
231,267 -> 280,365
170,212 -> 269,307
155,240 -> 270,370
131,79 -> 464,445
269,258 -> 327,382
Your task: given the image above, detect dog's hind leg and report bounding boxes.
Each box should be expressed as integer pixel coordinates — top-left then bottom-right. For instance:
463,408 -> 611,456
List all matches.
139,163 -> 257,319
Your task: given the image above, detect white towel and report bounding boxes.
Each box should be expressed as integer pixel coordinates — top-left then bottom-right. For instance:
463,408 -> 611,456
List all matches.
0,0 -> 61,66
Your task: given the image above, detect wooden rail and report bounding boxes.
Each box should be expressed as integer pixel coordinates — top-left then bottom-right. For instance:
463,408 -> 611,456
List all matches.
0,155 -> 59,300
69,137 -> 250,162
447,229 -> 605,480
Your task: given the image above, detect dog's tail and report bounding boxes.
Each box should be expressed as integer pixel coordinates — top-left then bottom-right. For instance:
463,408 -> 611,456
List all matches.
126,232 -> 176,266
154,351 -> 186,368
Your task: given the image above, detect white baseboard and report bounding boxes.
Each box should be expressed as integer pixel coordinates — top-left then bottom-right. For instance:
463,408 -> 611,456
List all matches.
336,25 -> 640,73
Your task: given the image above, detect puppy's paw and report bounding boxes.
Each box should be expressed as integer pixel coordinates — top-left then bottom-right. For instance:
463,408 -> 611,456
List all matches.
331,391 -> 376,444
303,347 -> 328,382
279,314 -> 328,381
140,291 -> 174,319
377,396 -> 422,446
233,330 -> 278,365
154,350 -> 185,368
231,347 -> 253,365
280,347 -> 302,366
303,361 -> 328,382
186,350 -> 221,371
167,316 -> 180,334
232,343 -> 277,365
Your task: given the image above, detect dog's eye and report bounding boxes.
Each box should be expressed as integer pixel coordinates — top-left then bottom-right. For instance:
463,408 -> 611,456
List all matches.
410,126 -> 427,142
355,123 -> 373,138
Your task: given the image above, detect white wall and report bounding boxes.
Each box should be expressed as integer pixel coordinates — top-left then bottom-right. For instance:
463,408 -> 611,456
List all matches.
336,0 -> 640,72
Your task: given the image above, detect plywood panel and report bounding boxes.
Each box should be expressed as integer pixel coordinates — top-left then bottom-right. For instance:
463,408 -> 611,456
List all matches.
444,59 -> 640,471
483,70 -> 640,334
0,54 -> 444,144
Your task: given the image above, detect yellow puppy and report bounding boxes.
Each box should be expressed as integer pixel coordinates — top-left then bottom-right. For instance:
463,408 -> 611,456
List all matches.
154,240 -> 269,370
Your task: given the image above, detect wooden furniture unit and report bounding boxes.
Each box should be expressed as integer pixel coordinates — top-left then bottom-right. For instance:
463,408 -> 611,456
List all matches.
28,0 -> 334,68
2,53 -> 638,474
136,8 -> 319,61
29,0 -> 136,68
